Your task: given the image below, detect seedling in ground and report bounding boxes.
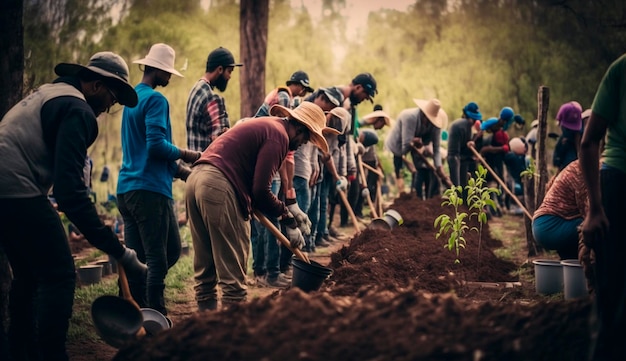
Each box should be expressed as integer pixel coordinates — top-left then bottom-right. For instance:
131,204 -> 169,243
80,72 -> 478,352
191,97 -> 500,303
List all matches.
435,185 -> 468,264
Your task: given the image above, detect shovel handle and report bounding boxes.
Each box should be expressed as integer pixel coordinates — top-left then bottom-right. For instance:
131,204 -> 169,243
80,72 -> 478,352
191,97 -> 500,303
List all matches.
357,155 -> 378,219
362,162 -> 384,178
117,265 -> 147,338
253,210 -> 310,264
468,145 -> 533,220
337,189 -> 361,235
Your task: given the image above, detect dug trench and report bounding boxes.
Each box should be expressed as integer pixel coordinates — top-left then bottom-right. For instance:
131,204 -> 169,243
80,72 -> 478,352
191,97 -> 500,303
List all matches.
109,193 -> 591,360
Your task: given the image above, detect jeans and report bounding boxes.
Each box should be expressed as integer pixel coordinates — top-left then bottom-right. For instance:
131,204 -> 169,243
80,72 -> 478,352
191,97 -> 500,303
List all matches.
117,190 -> 181,313
186,164 -> 250,305
532,214 -> 581,259
0,196 -> 76,361
250,179 -> 281,279
317,173 -> 334,237
307,181 -> 322,248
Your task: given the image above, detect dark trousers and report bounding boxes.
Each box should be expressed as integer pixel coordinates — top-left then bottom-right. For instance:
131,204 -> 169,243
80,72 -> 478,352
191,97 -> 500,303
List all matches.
117,190 -> 181,314
589,168 -> 626,360
0,196 -> 76,361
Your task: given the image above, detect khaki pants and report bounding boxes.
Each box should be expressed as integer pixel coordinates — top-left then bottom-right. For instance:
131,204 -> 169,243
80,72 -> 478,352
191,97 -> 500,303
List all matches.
185,164 -> 250,305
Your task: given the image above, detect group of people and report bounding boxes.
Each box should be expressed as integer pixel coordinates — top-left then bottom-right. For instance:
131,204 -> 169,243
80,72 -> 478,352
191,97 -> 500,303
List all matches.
1,41 -> 625,360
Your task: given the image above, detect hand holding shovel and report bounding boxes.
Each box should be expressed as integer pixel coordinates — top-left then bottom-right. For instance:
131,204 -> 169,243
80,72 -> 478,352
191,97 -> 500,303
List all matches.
254,210 -> 310,264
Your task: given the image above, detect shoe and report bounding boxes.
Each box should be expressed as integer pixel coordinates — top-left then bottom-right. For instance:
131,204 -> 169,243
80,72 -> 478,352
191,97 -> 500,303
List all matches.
255,275 -> 271,288
323,234 -> 339,243
266,274 -> 290,288
281,270 -> 293,280
328,226 -> 345,238
315,238 -> 330,247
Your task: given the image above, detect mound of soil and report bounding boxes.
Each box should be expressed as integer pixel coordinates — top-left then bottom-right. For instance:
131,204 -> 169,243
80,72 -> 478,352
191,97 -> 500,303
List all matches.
112,194 -> 593,361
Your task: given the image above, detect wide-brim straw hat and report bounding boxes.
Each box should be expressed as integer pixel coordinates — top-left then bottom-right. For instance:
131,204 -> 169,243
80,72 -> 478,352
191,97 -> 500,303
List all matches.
270,102 -> 338,154
133,43 -> 183,77
361,110 -> 391,126
55,51 -> 138,107
413,98 -> 448,129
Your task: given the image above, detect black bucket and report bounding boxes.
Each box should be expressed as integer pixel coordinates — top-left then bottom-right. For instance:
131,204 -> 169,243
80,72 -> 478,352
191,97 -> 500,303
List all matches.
291,258 -> 333,293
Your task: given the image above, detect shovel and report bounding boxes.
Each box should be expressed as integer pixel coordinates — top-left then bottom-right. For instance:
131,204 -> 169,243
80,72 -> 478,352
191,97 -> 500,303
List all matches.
356,154 -> 378,219
253,210 -> 311,264
468,145 -> 533,220
91,265 -> 146,348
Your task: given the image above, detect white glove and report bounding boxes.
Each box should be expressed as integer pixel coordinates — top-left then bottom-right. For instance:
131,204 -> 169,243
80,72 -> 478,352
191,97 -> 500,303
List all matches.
284,226 -> 305,249
336,177 -> 348,192
286,200 -> 311,236
361,187 -> 370,199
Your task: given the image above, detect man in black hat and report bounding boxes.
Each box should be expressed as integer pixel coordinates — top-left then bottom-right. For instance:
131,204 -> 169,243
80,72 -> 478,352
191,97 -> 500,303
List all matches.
186,46 -> 243,152
0,51 -> 147,361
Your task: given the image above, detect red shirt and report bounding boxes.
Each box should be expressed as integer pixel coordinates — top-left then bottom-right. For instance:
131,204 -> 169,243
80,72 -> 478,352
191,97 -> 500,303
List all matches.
196,117 -> 289,218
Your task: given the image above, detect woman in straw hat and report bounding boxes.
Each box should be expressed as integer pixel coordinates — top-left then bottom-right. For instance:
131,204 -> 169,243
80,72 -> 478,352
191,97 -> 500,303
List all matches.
185,101 -> 337,311
384,98 -> 452,195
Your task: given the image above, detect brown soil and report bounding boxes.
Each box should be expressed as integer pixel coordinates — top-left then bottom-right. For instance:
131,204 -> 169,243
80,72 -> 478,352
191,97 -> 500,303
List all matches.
99,194 -> 593,361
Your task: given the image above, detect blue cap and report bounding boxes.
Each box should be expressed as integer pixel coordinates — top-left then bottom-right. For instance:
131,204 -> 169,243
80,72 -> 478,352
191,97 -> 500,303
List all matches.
480,117 -> 499,131
463,102 -> 482,120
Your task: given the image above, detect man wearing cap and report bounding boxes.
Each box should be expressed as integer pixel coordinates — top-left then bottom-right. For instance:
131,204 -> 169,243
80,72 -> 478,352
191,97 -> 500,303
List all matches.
385,98 -> 452,195
186,102 -> 336,310
553,101 -> 583,173
0,52 -> 146,361
116,43 -> 199,315
186,46 -> 242,152
447,101 -> 483,189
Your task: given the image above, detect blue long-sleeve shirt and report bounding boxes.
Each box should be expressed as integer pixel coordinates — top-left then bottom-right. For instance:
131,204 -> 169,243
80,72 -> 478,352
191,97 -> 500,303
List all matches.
117,83 -> 179,198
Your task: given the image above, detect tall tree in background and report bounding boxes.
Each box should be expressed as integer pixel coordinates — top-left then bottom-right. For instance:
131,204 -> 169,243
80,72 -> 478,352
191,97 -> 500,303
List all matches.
0,0 -> 23,352
239,0 -> 269,117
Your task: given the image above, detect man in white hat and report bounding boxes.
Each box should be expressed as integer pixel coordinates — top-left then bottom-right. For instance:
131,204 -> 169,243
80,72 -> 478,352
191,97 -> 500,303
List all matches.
0,51 -> 146,361
186,102 -> 335,311
116,43 -> 200,315
385,98 -> 452,195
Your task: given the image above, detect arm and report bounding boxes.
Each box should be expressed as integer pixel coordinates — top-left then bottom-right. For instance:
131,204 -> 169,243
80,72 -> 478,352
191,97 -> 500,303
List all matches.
208,95 -> 230,142
252,140 -> 289,218
145,95 -> 180,161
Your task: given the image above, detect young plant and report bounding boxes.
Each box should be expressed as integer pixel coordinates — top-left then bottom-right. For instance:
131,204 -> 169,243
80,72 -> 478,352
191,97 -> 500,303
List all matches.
435,185 -> 468,264
465,165 -> 500,269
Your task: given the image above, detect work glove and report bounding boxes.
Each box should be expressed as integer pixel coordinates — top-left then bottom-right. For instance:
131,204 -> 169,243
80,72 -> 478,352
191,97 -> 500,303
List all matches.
286,199 -> 311,236
336,176 -> 348,192
117,246 -> 147,282
361,187 -> 370,199
174,163 -> 192,181
178,148 -> 202,164
280,213 -> 305,249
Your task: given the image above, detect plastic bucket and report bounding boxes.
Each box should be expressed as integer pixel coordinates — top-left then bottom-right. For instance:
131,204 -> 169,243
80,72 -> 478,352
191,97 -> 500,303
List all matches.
532,259 -> 563,295
367,209 -> 403,231
560,259 -> 588,299
141,308 -> 172,336
95,260 -> 112,276
291,258 -> 333,293
77,265 -> 103,285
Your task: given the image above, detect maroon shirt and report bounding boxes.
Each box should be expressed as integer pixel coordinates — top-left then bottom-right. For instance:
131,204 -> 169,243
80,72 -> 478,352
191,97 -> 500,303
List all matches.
195,117 -> 289,218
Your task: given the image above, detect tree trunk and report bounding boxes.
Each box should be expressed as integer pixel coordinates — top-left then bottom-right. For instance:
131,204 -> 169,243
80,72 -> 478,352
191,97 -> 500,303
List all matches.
535,86 -> 550,212
239,0 -> 269,118
0,0 -> 24,350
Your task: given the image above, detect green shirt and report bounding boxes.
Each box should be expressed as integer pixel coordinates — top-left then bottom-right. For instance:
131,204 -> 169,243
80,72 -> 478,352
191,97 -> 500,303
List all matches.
592,53 -> 626,173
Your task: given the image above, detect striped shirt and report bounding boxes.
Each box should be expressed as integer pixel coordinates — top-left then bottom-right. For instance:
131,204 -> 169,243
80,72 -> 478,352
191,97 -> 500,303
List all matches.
186,79 -> 230,152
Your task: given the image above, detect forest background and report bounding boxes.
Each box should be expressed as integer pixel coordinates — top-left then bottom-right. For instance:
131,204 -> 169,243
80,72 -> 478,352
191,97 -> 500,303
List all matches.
5,0 -> 626,202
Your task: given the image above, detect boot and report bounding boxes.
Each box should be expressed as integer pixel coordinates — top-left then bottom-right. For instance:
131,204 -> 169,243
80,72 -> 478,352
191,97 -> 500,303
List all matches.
147,284 -> 167,315
198,299 -> 218,311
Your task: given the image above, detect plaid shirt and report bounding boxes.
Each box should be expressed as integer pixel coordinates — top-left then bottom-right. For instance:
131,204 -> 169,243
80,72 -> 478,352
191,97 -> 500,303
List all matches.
186,79 -> 230,151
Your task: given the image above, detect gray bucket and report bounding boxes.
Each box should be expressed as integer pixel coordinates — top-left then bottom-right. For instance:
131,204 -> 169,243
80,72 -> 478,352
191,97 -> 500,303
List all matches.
532,259 -> 563,295
368,209 -> 403,231
560,259 -> 588,299
291,258 -> 333,293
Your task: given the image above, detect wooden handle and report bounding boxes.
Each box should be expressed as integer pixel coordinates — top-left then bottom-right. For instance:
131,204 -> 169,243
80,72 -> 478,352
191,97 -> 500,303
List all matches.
362,162 -> 384,178
117,265 -> 146,337
253,210 -> 310,264
468,145 -> 533,220
337,189 -> 361,235
357,155 -> 379,219
411,145 -> 453,187
376,178 -> 383,216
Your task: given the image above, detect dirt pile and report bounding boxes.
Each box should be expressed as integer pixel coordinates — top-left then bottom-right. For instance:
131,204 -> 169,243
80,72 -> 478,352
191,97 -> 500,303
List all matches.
112,194 -> 593,361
